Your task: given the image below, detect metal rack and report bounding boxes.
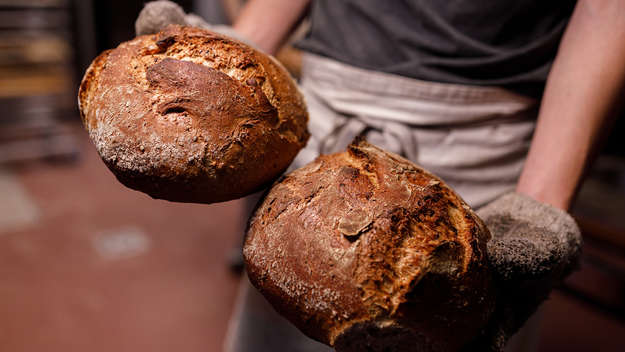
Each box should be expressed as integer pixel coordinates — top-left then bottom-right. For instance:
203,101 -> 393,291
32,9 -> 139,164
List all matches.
0,0 -> 78,164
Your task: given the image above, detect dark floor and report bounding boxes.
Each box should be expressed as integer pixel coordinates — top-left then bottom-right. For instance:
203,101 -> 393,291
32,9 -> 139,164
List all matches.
0,127 -> 243,352
0,127 -> 623,351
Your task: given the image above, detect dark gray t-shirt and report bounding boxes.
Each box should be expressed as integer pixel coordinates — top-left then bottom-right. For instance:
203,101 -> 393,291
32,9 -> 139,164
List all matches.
297,0 -> 576,98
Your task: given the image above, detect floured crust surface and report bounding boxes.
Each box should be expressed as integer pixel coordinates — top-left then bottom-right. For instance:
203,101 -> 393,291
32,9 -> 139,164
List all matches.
244,139 -> 493,352
78,25 -> 309,203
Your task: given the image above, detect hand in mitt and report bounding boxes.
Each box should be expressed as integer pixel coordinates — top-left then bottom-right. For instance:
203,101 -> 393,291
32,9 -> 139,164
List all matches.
134,0 -> 251,45
463,192 -> 582,351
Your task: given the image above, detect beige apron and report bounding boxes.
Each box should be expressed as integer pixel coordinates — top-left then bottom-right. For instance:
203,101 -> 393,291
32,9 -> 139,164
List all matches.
293,53 -> 538,208
225,53 -> 540,352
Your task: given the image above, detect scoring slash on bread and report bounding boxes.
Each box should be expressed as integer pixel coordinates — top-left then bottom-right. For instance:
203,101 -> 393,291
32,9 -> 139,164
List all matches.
78,25 -> 309,203
244,138 -> 494,352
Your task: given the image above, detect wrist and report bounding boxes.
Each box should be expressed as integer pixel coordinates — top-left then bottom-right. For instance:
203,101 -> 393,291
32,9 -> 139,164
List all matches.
514,184 -> 572,211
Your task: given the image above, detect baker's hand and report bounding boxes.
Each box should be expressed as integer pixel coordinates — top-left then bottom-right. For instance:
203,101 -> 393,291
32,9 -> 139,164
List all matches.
463,192 -> 582,351
135,0 -> 253,46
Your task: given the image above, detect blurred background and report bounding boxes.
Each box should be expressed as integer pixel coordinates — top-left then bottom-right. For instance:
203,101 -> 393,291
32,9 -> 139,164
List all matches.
0,0 -> 623,351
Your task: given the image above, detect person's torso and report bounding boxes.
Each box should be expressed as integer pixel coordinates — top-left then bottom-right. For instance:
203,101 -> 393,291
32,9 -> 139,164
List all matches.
297,0 -> 577,98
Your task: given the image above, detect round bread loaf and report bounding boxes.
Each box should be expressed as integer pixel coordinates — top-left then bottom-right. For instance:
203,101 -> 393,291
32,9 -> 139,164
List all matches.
244,138 -> 494,352
78,25 -> 309,203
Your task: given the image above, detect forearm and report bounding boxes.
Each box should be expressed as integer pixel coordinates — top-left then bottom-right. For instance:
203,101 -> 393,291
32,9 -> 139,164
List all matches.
233,0 -> 310,54
516,0 -> 625,210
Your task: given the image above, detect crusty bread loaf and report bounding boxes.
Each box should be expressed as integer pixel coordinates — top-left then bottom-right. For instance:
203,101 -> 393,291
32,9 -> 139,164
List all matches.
78,25 -> 309,203
244,138 -> 493,352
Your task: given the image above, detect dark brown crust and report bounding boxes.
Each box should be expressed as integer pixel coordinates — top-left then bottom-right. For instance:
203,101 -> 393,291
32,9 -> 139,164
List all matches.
244,139 -> 493,351
78,25 -> 309,203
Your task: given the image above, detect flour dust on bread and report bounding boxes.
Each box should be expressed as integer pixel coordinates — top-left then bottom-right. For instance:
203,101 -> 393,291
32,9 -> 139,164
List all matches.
78,25 -> 309,203
244,138 -> 494,352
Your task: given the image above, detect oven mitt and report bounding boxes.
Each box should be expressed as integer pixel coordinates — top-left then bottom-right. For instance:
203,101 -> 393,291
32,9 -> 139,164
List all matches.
463,192 -> 582,351
135,0 -> 253,46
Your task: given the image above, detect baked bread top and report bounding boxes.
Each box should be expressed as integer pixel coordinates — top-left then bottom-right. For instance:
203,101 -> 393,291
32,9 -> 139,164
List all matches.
78,25 -> 309,203
244,138 -> 493,351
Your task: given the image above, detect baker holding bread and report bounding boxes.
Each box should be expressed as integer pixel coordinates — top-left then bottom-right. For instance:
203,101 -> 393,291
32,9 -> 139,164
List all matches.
130,1 -> 623,351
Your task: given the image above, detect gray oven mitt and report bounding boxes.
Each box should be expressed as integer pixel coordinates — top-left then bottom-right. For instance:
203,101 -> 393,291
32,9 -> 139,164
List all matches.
462,192 -> 582,351
134,0 -> 253,46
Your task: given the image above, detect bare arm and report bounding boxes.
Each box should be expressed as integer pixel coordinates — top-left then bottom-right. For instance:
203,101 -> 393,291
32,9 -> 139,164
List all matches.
516,0 -> 625,210
233,0 -> 310,54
